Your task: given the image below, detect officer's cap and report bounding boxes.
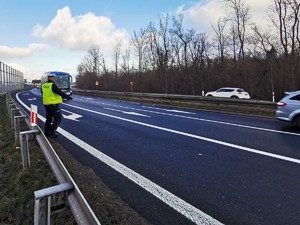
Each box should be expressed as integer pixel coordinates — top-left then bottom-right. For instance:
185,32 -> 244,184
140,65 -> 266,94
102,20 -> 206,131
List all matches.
48,73 -> 56,77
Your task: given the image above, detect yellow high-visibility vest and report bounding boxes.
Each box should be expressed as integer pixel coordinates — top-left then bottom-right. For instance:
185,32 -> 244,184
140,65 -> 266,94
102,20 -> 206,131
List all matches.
42,82 -> 63,105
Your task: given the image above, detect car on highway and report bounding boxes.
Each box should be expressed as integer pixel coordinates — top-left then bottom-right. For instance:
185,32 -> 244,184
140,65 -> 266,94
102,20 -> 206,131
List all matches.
205,87 -> 251,99
276,91 -> 300,128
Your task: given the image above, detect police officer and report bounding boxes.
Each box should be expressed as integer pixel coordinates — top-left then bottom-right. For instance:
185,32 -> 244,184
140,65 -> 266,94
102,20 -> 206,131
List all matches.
41,73 -> 72,137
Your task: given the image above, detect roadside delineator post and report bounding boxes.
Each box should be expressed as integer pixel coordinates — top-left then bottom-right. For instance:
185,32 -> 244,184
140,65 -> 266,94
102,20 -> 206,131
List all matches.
31,104 -> 38,127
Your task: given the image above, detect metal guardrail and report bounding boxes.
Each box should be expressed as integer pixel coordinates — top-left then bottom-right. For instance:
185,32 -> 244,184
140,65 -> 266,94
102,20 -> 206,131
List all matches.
73,89 -> 277,116
6,93 -> 101,225
73,88 -> 276,105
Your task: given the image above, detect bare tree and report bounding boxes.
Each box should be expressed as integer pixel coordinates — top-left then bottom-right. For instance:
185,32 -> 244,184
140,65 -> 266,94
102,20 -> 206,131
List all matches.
112,38 -> 123,77
121,46 -> 131,75
271,0 -> 300,90
74,2 -> 299,100
224,0 -> 250,60
87,45 -> 101,75
271,0 -> 300,55
188,32 -> 210,93
212,18 -> 228,63
76,45 -> 108,89
147,15 -> 173,93
131,28 -> 148,72
171,14 -> 195,94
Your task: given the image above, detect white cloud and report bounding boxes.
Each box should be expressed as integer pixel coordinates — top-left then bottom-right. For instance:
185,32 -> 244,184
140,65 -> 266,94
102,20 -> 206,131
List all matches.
178,0 -> 273,34
177,0 -> 226,33
32,6 -> 130,51
246,0 -> 273,30
0,43 -> 48,59
4,62 -> 42,81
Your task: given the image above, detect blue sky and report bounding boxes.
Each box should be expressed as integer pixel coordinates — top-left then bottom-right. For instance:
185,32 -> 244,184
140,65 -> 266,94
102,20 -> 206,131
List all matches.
0,0 -> 271,81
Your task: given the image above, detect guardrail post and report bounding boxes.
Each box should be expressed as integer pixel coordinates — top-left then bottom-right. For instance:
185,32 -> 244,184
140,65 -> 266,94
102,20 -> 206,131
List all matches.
34,183 -> 74,225
6,99 -> 13,113
7,103 -> 15,118
19,130 -> 39,169
10,108 -> 19,128
14,115 -> 26,141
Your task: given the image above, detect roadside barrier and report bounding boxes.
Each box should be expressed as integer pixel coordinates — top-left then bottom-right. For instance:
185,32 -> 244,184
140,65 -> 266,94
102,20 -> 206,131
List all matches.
6,93 -> 101,225
73,89 -> 277,117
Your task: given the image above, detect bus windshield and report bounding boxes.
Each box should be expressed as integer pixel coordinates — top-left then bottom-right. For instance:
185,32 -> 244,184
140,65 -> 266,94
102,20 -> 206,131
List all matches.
55,74 -> 71,89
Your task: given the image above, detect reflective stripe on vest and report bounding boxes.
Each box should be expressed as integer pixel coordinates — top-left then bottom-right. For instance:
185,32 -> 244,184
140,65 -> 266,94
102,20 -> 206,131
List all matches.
42,82 -> 63,105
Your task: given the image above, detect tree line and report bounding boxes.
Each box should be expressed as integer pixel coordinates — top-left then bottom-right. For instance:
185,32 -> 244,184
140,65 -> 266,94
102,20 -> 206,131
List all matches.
75,0 -> 300,101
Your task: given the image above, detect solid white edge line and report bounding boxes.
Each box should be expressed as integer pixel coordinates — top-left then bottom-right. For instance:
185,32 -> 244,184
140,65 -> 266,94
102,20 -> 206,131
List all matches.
16,92 -> 223,225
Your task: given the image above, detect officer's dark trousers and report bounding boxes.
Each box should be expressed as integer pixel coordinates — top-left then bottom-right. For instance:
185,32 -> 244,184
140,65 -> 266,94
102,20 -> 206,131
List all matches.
44,104 -> 61,135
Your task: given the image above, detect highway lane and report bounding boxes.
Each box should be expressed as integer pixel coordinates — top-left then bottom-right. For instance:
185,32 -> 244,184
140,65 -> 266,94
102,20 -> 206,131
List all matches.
15,89 -> 300,225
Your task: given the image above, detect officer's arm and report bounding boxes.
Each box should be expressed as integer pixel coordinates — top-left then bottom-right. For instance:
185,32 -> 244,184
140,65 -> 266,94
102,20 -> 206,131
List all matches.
52,83 -> 69,99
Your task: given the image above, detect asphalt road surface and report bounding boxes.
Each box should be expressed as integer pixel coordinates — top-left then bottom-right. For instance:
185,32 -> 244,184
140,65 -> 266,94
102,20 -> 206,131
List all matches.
14,89 -> 300,225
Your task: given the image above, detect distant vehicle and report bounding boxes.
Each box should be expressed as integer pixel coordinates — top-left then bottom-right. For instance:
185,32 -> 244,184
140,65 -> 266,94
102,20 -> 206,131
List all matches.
41,71 -> 73,95
276,91 -> 300,128
205,87 -> 250,99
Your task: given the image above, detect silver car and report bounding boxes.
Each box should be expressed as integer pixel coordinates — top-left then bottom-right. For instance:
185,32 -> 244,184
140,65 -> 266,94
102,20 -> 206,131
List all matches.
276,91 -> 300,128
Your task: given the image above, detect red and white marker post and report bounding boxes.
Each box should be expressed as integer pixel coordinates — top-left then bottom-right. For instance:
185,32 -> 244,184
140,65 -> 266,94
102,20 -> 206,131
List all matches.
31,104 -> 38,126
